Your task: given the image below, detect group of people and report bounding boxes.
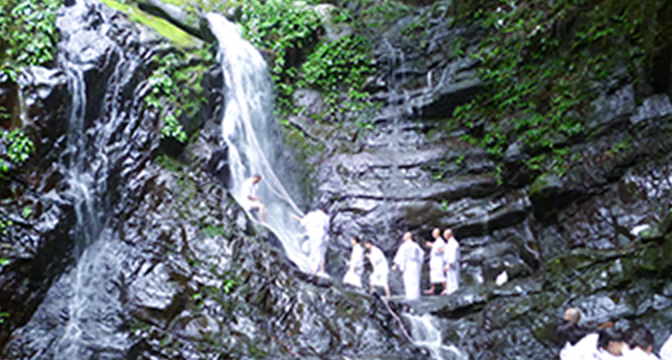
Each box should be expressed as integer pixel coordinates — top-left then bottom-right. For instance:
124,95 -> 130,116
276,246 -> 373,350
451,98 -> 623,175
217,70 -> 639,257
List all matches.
557,308 -> 672,359
241,174 -> 461,300
342,228 -> 460,301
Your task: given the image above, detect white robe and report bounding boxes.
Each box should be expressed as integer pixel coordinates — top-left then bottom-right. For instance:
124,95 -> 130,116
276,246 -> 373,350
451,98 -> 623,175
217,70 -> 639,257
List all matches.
593,348 -> 625,360
560,333 -> 596,360
240,177 -> 259,211
443,236 -> 460,295
660,333 -> 672,360
301,210 -> 329,274
621,347 -> 660,360
368,246 -> 389,288
429,237 -> 446,284
393,240 -> 423,300
343,243 -> 364,287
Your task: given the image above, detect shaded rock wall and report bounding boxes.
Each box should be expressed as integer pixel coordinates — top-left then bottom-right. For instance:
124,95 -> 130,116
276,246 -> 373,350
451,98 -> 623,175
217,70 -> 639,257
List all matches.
290,3 -> 672,358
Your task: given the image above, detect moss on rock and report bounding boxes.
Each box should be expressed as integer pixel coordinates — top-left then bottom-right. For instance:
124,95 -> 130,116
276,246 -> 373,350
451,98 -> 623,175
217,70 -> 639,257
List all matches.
100,0 -> 198,48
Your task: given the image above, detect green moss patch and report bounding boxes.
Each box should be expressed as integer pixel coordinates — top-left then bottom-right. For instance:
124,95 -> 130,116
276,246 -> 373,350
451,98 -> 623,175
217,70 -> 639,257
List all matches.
100,0 -> 196,48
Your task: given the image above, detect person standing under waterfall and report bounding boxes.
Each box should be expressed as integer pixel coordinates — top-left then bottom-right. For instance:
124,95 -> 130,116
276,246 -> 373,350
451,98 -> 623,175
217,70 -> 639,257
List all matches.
292,209 -> 330,275
392,232 -> 424,301
241,174 -> 266,223
424,227 -> 446,295
442,228 -> 460,295
364,239 -> 390,298
343,236 -> 364,288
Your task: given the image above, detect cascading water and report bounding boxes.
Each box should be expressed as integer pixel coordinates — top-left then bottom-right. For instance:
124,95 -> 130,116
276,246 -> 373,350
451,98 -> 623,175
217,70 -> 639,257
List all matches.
405,313 -> 467,360
3,1 -> 136,358
378,36 -> 469,358
206,13 -> 312,273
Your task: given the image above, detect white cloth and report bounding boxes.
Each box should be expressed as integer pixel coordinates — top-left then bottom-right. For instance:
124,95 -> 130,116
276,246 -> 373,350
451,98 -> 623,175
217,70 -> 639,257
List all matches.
660,333 -> 672,360
301,210 -> 330,274
559,342 -> 573,360
593,348 -> 625,360
394,240 -> 423,300
368,246 -> 389,288
240,177 -> 259,211
429,237 -> 446,284
622,347 -> 660,360
343,244 -> 364,287
560,333 -> 596,360
443,236 -> 460,294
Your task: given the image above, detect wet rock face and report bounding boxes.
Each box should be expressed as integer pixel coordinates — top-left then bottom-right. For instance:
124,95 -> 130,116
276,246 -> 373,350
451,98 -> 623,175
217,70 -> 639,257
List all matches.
0,67 -> 71,346
2,0 -> 672,359
0,1 -> 431,359
300,5 -> 672,359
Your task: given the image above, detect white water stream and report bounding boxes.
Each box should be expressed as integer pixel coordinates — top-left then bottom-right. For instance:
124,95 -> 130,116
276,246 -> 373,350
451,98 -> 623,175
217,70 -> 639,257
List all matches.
206,13 -> 312,273
405,313 -> 467,360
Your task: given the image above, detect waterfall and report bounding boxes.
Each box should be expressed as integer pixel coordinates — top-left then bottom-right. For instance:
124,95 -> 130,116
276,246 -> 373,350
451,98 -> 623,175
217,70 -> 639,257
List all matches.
51,1 -> 129,357
405,313 -> 467,360
206,13 -> 312,273
3,1 -> 133,357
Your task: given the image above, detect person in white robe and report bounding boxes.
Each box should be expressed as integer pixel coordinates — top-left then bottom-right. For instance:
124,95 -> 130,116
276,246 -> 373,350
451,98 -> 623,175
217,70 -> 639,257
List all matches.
364,240 -> 390,298
592,327 -> 626,360
622,326 -> 660,360
424,228 -> 446,295
562,332 -> 598,360
292,209 -> 330,275
343,236 -> 364,288
659,333 -> 672,360
241,174 -> 266,223
392,232 -> 424,301
442,228 -> 460,295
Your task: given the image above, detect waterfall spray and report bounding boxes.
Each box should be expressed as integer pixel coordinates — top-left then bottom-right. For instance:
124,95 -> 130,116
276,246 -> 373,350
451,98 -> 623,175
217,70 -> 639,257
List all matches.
206,13 -> 313,272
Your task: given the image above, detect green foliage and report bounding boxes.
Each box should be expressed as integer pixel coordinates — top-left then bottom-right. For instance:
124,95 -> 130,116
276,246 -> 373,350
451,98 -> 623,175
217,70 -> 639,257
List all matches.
1,129 -> 35,173
22,206 -> 33,219
0,217 -> 13,235
298,34 -> 374,118
229,0 -> 376,122
222,278 -> 236,294
0,307 -> 8,324
0,0 -> 52,175
451,0 -> 671,177
0,0 -> 61,81
231,0 -> 321,97
329,0 -> 412,33
145,51 -> 211,143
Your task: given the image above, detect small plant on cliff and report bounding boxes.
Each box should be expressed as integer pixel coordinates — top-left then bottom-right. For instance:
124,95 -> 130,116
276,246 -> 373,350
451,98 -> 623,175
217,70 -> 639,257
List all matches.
145,50 -> 211,143
0,307 -> 8,324
0,129 -> 34,173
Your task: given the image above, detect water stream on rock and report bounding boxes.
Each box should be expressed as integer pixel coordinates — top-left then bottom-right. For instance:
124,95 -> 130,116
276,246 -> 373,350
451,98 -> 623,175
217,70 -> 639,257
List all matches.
3,1 -> 135,357
380,36 -> 464,359
206,13 -> 313,273
405,313 -> 467,360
